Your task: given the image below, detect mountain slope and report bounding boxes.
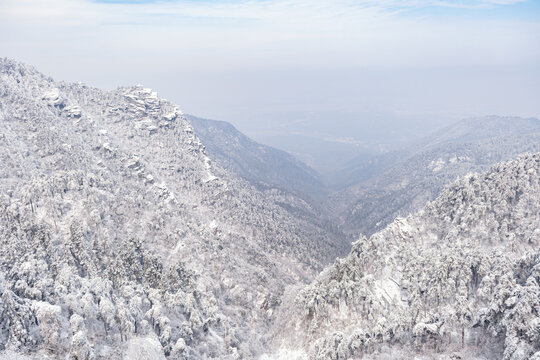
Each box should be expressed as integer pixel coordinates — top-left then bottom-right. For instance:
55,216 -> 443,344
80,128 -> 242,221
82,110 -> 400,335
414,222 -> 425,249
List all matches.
335,116 -> 540,189
267,152 -> 540,359
0,58 -> 348,359
188,115 -> 327,200
329,116 -> 540,237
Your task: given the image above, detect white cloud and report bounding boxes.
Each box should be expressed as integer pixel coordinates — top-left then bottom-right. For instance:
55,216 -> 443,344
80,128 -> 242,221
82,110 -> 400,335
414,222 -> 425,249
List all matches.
0,0 -> 538,136
3,0 -> 536,69
1,0 -> 538,75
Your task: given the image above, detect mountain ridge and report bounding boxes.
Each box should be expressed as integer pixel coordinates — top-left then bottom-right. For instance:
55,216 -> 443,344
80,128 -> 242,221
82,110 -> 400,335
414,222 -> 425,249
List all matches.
328,115 -> 540,237
188,114 -> 327,200
266,152 -> 540,359
0,57 -> 348,360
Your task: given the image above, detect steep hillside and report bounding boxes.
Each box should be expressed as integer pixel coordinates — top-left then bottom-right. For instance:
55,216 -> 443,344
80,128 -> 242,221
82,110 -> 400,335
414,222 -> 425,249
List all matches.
188,115 -> 327,200
329,116 -> 540,237
0,59 -> 348,359
266,153 -> 540,360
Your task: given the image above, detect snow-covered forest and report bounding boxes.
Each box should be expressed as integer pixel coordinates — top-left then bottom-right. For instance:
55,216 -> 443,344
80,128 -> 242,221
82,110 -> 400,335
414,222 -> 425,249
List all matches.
0,58 -> 347,359
0,58 -> 539,360
266,153 -> 540,359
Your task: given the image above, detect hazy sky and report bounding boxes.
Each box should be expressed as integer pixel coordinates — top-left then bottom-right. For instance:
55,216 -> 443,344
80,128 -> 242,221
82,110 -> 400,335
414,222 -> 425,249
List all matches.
1,0 -> 539,165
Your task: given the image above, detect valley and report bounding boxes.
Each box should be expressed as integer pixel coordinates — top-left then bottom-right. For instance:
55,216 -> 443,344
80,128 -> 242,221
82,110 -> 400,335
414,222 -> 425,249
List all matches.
0,59 -> 538,360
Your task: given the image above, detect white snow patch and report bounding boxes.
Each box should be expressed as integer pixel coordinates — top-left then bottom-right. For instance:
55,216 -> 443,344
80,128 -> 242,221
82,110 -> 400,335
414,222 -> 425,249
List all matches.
428,158 -> 446,173
259,349 -> 308,360
123,336 -> 166,360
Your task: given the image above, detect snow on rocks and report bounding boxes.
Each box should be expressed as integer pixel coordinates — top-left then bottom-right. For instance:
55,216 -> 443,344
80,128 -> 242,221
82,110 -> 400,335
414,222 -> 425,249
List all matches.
145,174 -> 155,184
163,111 -> 178,122
63,104 -> 82,118
123,86 -> 161,119
102,142 -> 114,153
134,118 -> 158,133
125,156 -> 141,170
41,88 -> 64,107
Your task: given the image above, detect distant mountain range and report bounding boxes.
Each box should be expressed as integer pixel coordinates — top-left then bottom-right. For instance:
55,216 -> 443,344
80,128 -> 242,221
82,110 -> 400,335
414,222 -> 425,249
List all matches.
332,115 -> 540,189
327,115 -> 540,237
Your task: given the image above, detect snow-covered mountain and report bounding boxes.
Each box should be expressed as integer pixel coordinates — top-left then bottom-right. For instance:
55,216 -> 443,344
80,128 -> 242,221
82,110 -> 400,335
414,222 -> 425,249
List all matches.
329,116 -> 540,237
2,58 -> 538,360
266,152 -> 540,359
0,58 -> 349,359
188,115 -> 327,200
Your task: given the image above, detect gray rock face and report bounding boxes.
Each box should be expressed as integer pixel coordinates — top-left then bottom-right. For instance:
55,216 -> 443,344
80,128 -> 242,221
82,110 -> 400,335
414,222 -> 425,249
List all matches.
0,58 -> 348,360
